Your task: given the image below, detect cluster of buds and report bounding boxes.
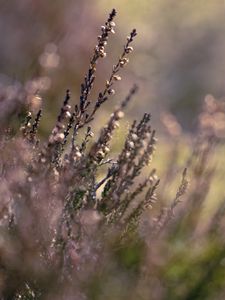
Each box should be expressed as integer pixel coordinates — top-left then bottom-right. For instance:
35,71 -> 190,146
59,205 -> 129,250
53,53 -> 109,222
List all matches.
28,109 -> 42,142
127,140 -> 135,150
125,46 -> 134,54
20,109 -> 42,144
117,29 -> 137,68
78,9 -> 117,124
120,114 -> 156,177
119,57 -> 129,68
48,90 -> 71,145
113,75 -> 122,81
107,88 -> 115,95
49,132 -> 65,144
94,86 -> 138,165
144,176 -> 160,209
92,29 -> 137,114
73,146 -> 82,161
95,9 -> 116,59
98,45 -> 107,58
20,111 -> 32,137
90,107 -> 125,163
148,170 -> 159,184
79,126 -> 94,154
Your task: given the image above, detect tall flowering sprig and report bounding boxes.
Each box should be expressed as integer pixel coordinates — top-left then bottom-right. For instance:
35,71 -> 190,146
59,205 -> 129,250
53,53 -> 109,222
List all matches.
20,109 -> 42,145
71,28 -> 137,149
79,8 -> 117,113
82,85 -> 139,209
20,111 -> 32,139
29,109 -> 42,143
99,112 -> 158,218
40,90 -> 73,165
48,89 -> 71,146
89,84 -> 138,163
87,29 -> 137,121
71,9 -> 117,147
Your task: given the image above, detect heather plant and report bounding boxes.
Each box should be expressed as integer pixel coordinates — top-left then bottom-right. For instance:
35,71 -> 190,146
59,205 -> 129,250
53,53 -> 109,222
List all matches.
0,9 -> 225,300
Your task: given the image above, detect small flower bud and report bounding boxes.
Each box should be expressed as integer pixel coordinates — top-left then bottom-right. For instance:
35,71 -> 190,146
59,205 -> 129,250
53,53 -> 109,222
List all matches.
108,89 -> 115,95
127,141 -> 134,149
131,133 -> 138,141
20,126 -> 26,132
48,135 -> 54,144
52,127 -> 59,134
153,174 -> 158,181
103,146 -> 110,153
113,75 -> 121,81
119,58 -> 129,67
125,46 -> 133,53
99,51 -> 106,58
96,151 -> 105,159
106,132 -> 112,139
119,61 -> 125,67
149,176 -> 153,183
54,133 -> 64,142
64,104 -> 71,111
125,152 -> 130,158
65,111 -> 71,119
41,157 -> 46,163
27,176 -> 32,183
115,110 -> 124,119
112,121 -> 120,129
75,151 -> 82,158
89,131 -> 94,138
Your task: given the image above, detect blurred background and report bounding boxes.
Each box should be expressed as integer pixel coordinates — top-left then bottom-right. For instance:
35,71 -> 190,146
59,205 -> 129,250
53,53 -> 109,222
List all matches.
1,0 -> 225,133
